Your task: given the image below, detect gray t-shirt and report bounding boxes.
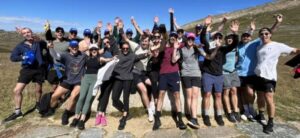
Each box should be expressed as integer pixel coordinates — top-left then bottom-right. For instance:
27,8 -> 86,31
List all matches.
128,40 -> 149,72
49,41 -> 69,64
178,46 -> 201,77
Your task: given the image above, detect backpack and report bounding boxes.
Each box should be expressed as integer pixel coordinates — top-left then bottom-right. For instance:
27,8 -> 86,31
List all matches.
39,92 -> 53,115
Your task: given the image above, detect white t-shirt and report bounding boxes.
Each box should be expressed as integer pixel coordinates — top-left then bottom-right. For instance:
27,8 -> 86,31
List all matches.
255,41 -> 294,81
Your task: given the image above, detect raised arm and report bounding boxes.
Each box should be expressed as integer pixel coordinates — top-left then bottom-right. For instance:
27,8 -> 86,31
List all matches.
131,16 -> 144,36
152,16 -> 159,32
270,14 -> 283,33
173,17 -> 181,30
169,8 -> 175,32
200,16 -> 213,53
119,28 -> 139,51
211,17 -> 227,36
204,39 -> 221,60
44,20 -> 55,41
248,20 -> 256,35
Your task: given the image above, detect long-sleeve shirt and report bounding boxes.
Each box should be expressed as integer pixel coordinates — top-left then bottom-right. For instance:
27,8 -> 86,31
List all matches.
10,40 -> 47,69
201,27 -> 239,76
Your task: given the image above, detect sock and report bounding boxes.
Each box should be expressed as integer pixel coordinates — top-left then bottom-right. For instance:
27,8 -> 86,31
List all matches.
15,108 -> 21,114
204,109 -> 210,116
216,110 -> 222,116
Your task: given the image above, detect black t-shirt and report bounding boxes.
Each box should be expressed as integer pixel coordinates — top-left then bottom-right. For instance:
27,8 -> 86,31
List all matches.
85,56 -> 102,74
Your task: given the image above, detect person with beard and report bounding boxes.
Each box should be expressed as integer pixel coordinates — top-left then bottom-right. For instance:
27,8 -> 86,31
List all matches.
4,27 -> 48,122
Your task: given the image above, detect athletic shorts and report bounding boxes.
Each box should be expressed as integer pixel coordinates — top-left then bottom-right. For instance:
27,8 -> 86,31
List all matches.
223,72 -> 241,89
239,75 -> 258,88
181,76 -> 201,88
202,72 -> 224,93
18,68 -> 45,84
159,72 -> 180,92
60,81 -> 81,90
255,77 -> 276,93
133,72 -> 149,85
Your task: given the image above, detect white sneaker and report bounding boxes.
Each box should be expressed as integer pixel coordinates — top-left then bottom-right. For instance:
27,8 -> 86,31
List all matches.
241,114 -> 248,121
148,108 -> 154,122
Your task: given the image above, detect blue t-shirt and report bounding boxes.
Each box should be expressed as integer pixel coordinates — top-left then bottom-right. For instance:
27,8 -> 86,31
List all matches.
223,48 -> 237,74
236,38 -> 262,76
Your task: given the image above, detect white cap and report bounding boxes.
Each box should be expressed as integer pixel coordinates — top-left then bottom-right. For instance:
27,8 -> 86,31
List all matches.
89,44 -> 99,49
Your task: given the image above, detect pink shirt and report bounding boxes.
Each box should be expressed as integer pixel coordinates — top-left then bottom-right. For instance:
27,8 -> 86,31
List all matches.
159,46 -> 179,74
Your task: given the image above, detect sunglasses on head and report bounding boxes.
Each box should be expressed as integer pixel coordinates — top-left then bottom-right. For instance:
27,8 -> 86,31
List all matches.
260,32 -> 270,36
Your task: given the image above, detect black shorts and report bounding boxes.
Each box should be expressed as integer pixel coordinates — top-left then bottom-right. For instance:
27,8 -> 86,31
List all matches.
239,75 -> 259,88
133,72 -> 149,85
181,76 -> 201,88
18,68 -> 45,84
159,72 -> 180,92
256,77 -> 276,93
60,81 -> 81,90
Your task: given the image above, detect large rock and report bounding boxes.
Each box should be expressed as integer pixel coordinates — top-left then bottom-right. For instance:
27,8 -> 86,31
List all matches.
236,122 -> 300,138
91,86 -> 215,115
15,126 -> 78,138
79,127 -> 106,138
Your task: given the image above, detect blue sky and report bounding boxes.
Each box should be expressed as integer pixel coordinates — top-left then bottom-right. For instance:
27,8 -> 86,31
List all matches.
0,0 -> 273,35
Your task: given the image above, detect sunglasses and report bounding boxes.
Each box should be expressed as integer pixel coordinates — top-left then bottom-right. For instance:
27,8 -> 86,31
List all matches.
70,31 -> 77,35
56,30 -> 64,33
122,48 -> 129,50
187,38 -> 195,41
89,48 -> 98,51
260,32 -> 270,36
153,36 -> 160,39
104,41 -> 110,44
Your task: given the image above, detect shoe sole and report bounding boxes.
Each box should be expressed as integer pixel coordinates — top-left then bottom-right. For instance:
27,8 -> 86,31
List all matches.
2,116 -> 23,123
187,122 -> 200,129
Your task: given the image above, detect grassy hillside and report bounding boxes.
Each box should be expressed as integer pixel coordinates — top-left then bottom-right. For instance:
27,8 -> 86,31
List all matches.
183,1 -> 300,121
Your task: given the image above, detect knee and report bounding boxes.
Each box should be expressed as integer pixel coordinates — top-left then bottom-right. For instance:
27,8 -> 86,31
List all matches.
13,88 -> 22,95
204,93 -> 211,98
215,93 -> 222,99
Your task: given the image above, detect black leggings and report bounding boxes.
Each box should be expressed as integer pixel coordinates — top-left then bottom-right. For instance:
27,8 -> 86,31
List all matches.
112,79 -> 132,112
97,79 -> 114,112
148,71 -> 159,99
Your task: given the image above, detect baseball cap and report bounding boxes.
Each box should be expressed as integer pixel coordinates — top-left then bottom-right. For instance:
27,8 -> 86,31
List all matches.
83,29 -> 92,36
69,40 -> 79,47
104,29 -> 110,35
69,28 -> 78,34
187,32 -> 196,39
195,24 -> 203,30
126,28 -> 133,34
89,44 -> 99,50
55,27 -> 65,33
169,31 -> 178,38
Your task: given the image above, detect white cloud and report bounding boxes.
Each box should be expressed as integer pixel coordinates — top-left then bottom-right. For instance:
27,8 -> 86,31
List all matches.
0,16 -> 82,32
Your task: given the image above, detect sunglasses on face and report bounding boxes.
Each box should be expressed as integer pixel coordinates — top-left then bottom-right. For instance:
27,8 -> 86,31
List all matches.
56,30 -> 64,33
153,36 -> 160,39
122,48 -> 129,51
104,41 -> 110,44
89,48 -> 98,51
260,32 -> 270,36
70,32 -> 77,35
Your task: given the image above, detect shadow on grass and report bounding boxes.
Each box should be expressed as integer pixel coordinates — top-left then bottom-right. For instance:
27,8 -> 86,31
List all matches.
109,107 -> 175,119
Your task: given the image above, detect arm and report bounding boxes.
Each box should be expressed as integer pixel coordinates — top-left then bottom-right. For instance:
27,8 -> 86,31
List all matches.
10,45 -> 24,62
173,17 -> 181,30
99,57 -> 113,64
131,16 -> 144,36
152,16 -> 159,32
135,53 -> 149,62
171,42 -> 180,63
203,40 -> 221,60
169,8 -> 175,32
223,20 -> 240,53
44,21 -> 55,41
211,17 -> 227,36
248,20 -> 255,35
270,14 -> 283,33
200,16 -> 213,53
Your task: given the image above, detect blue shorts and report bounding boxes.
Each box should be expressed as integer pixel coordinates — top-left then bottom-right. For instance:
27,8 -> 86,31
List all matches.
202,73 -> 224,93
159,72 -> 180,92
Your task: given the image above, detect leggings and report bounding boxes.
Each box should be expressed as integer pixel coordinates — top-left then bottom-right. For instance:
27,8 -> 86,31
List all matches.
97,79 -> 114,112
75,74 -> 96,115
112,79 -> 132,112
148,71 -> 159,99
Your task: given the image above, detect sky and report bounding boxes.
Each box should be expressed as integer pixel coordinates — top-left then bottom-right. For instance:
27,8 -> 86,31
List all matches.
0,0 -> 274,36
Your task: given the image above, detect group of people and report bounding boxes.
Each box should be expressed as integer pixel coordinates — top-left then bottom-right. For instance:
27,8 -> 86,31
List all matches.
4,8 -> 300,134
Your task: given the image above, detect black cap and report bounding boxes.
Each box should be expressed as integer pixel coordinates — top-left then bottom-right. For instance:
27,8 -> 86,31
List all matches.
55,27 -> 65,33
